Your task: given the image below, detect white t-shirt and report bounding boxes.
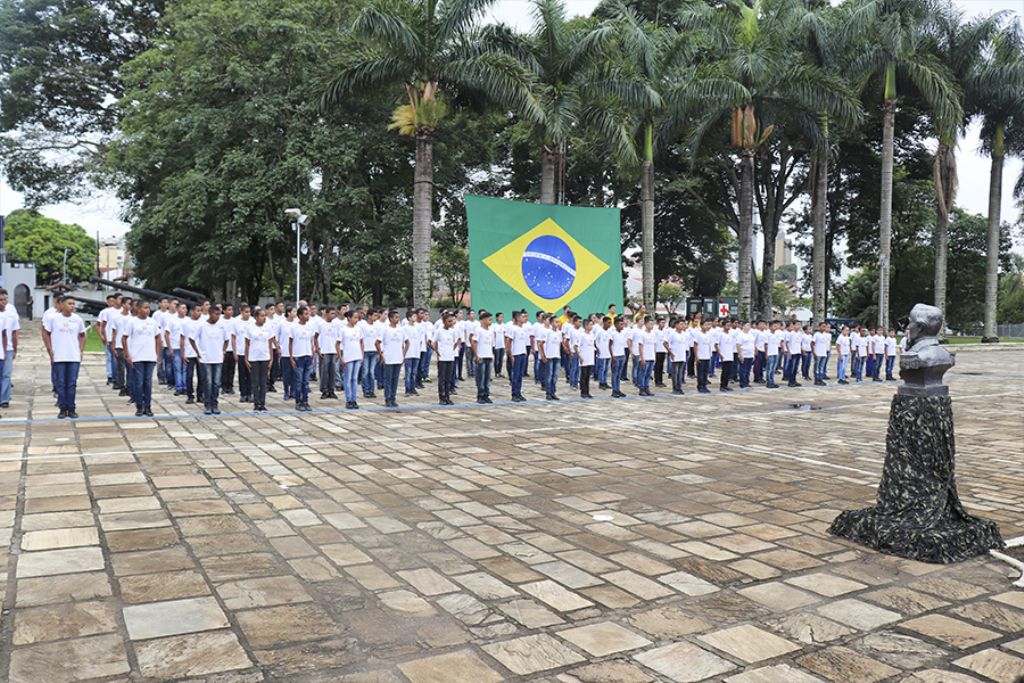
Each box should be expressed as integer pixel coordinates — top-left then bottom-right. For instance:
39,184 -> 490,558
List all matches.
112,312 -> 132,349
245,322 -> 275,362
609,328 -> 627,356
531,321 -> 544,350
668,329 -> 690,359
856,334 -> 869,355
637,330 -> 657,361
182,317 -> 202,358
44,313 -> 85,363
767,330 -> 783,356
277,320 -> 295,358
2,307 -> 19,352
418,321 -> 433,353
380,325 -> 406,365
885,337 -> 897,355
435,327 -> 459,362
471,326 -> 495,360
507,324 -> 531,356
694,330 -> 713,360
813,331 -> 832,357
126,316 -> 161,362
718,330 -> 737,357
899,336 -> 908,352
339,324 -> 364,363
232,317 -> 252,354
576,330 -> 596,366
850,331 -> 861,351
801,332 -> 812,352
98,306 -> 118,344
543,327 -> 561,358
594,327 -> 610,359
873,334 -> 886,354
290,321 -> 316,358
192,320 -> 229,364
738,331 -> 756,358
491,322 -> 505,349
403,325 -> 420,359
837,335 -> 851,355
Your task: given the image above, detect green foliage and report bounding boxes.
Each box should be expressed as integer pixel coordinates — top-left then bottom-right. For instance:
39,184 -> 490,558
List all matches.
775,263 -> 797,283
997,256 -> 1024,323
3,209 -> 96,283
431,244 -> 469,307
657,282 -> 685,312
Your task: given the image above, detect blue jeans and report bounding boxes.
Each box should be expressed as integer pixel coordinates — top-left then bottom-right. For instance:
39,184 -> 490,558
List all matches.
596,357 -> 609,385
0,352 -> 12,404
125,358 -> 136,403
132,360 -> 155,410
802,351 -> 812,378
163,347 -> 174,386
534,349 -> 543,383
853,355 -> 863,381
475,358 -> 492,399
785,354 -> 800,384
292,355 -> 312,405
837,354 -> 849,381
765,355 -> 780,386
173,351 -> 186,391
104,344 -> 116,381
610,355 -> 624,393
343,359 -> 362,403
418,347 -> 432,381
885,355 -> 896,379
201,363 -> 222,410
814,355 -> 828,382
281,355 -> 294,398
638,359 -> 653,390
383,363 -> 400,404
52,361 -> 79,410
545,357 -> 560,396
404,357 -> 419,393
739,357 -> 753,388
511,353 -> 527,397
566,355 -> 579,388
493,348 -> 504,375
362,351 -> 378,396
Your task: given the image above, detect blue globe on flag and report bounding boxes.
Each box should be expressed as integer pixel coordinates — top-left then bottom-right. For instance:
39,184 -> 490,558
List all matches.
521,235 -> 577,300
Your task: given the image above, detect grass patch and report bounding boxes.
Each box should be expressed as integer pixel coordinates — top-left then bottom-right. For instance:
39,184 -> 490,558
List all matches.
944,337 -> 1024,345
83,326 -> 106,353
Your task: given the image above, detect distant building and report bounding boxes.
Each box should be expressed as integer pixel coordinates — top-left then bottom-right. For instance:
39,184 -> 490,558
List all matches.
1,215 -> 44,319
98,238 -> 128,280
775,233 -> 794,268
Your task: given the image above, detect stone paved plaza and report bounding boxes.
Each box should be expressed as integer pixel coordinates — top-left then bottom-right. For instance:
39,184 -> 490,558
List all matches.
1,331 -> 1022,683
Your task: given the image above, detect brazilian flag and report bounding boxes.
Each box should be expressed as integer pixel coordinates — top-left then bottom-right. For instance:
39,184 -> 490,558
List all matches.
466,195 -> 623,316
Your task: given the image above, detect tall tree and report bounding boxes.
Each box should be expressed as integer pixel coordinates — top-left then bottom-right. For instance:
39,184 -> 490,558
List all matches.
322,0 -> 542,308
0,0 -> 164,203
971,19 -> 1024,341
2,209 -> 96,283
845,0 -> 961,329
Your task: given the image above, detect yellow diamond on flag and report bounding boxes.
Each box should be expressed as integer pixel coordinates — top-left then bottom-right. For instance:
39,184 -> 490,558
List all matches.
482,218 -> 610,311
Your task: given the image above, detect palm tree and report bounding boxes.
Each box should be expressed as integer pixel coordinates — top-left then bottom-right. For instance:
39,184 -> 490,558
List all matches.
322,0 -> 542,307
971,19 -> 1024,341
844,0 -> 961,329
926,7 -> 1004,325
683,0 -> 859,319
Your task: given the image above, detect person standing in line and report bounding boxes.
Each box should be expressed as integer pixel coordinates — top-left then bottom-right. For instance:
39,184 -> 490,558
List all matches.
784,322 -> 800,388
434,312 -> 458,405
266,305 -> 281,392
799,324 -> 813,381
737,322 -> 756,389
594,316 -> 610,390
416,308 -> 432,387
850,325 -> 862,383
836,326 -> 852,384
692,320 -> 713,394
123,301 -> 162,417
665,318 -> 688,395
360,308 -> 381,399
872,327 -> 886,382
717,323 -> 737,392
541,315 -> 563,400
108,297 -> 131,396
152,298 -> 169,386
470,311 -> 495,404
764,321 -> 782,389
653,317 -> 668,388
402,309 -> 420,396
289,306 -> 316,411
492,312 -> 505,378
338,310 -> 365,409
751,320 -> 766,384
40,296 -> 82,418
97,293 -> 119,387
315,307 -> 338,400
812,322 -> 832,385
636,317 -> 657,396
179,305 -> 202,403
220,304 -> 236,395
464,308 -> 478,380
244,308 -> 275,412
884,328 -> 898,381
191,305 -> 230,415
505,309 -> 530,402
377,309 -> 406,408
277,306 -> 297,400
307,303 -> 321,383
232,303 -> 253,402
575,317 -> 596,399
0,289 -> 19,409
607,316 -> 627,398
165,303 -> 186,395
863,326 -> 875,379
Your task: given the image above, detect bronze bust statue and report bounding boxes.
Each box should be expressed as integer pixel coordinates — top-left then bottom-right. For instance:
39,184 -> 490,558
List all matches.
899,303 -> 954,397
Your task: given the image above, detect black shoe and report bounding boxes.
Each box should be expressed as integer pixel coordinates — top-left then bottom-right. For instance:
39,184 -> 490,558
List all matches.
672,390 -> 684,395
613,391 -> 625,398
68,410 -> 79,419
815,380 -> 826,386
839,379 -> 849,385
58,409 -> 67,419
144,409 -> 154,417
766,384 -> 779,389
135,409 -> 144,417
655,383 -> 667,388
698,388 -> 711,394
0,402 -> 7,409
268,386 -> 277,392
173,390 -> 183,396
721,387 -> 733,392
186,397 -> 195,404
788,382 -> 799,388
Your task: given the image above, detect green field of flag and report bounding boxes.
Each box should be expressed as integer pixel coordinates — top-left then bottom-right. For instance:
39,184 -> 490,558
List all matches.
466,195 -> 623,316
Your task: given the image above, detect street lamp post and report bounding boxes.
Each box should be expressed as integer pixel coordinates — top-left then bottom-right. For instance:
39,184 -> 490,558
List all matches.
284,208 -> 309,307
63,248 -> 71,283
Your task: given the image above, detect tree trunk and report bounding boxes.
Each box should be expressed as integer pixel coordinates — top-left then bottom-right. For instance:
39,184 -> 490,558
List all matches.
983,125 -> 1004,342
540,146 -> 557,204
878,99 -> 895,330
759,228 -> 776,317
412,128 -> 434,308
641,159 -> 655,310
738,149 -> 754,320
812,146 -> 828,324
932,140 -> 955,324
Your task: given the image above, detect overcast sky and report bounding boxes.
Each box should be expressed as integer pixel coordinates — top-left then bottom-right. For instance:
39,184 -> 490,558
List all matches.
1,0 -> 1022,248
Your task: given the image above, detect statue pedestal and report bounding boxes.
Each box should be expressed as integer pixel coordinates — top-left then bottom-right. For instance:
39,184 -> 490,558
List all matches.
829,393 -> 1004,564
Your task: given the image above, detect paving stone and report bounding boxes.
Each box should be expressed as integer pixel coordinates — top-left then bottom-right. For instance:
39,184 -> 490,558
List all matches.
398,649 -> 502,683
482,633 -> 585,675
785,572 -> 867,597
739,581 -> 820,611
899,613 -> 1001,648
133,630 -> 252,678
557,621 -> 651,656
563,660 -> 654,683
13,601 -> 120,645
797,646 -> 901,683
815,598 -> 901,630
118,569 -> 211,603
633,641 -> 737,682
602,569 -> 674,599
123,596 -> 230,640
852,631 -> 947,669
15,571 -> 112,606
952,648 -> 1024,683
20,526 -> 99,551
765,612 -> 855,645
8,633 -> 130,683
724,664 -> 827,683
111,546 -> 195,576
522,579 -> 595,611
900,670 -> 984,683
699,623 -> 801,663
861,586 -> 950,615
498,598 -> 565,628
378,589 -> 437,616
398,567 -> 460,595
216,575 -> 313,609
16,546 -> 105,578
235,603 -> 342,648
